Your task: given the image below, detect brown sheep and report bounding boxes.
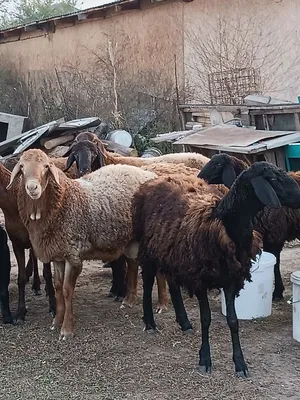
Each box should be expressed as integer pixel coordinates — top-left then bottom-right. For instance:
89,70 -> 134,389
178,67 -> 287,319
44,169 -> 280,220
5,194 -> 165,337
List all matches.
7,149 -> 159,340
131,161 -> 300,377
0,163 -> 55,321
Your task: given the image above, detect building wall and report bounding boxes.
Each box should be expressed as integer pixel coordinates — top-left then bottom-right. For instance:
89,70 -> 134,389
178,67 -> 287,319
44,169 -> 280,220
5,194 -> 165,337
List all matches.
0,0 -> 184,89
0,0 -> 300,126
183,0 -> 300,102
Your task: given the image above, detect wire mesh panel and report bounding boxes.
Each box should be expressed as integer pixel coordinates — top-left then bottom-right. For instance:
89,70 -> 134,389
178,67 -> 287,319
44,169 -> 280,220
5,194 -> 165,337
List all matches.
208,67 -> 261,105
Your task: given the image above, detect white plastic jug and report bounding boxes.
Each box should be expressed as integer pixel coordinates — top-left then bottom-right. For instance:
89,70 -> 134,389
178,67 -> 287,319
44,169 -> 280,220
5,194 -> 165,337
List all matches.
291,270 -> 300,342
221,251 -> 276,320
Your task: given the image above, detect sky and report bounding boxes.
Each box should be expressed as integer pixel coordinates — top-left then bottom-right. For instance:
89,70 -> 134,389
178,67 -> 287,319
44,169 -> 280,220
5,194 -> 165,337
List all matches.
79,0 -> 113,9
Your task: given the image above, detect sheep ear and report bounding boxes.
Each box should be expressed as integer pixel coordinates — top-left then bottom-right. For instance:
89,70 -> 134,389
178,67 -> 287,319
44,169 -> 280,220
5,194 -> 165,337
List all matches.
96,153 -> 105,168
64,147 -> 72,157
6,161 -> 21,190
251,176 -> 281,208
222,164 -> 236,188
64,153 -> 76,172
49,163 -> 60,186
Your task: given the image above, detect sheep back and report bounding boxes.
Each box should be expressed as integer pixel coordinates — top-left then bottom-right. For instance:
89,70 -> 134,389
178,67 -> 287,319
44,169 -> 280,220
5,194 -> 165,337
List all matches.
133,174 -> 262,294
17,164 -> 157,265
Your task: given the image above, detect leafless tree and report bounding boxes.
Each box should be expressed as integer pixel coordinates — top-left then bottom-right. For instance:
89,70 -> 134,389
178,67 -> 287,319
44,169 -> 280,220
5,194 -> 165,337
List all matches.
185,9 -> 300,104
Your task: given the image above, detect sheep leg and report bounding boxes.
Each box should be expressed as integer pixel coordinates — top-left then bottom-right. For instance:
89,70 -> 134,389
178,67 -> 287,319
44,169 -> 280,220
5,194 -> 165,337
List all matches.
195,289 -> 212,374
168,280 -> 193,332
30,250 -> 42,296
121,259 -> 138,308
0,245 -> 13,324
25,251 -> 33,282
109,256 -> 127,300
141,263 -> 157,331
155,272 -> 168,313
51,261 -> 65,331
12,242 -> 27,323
264,244 -> 284,301
60,261 -> 82,340
223,284 -> 249,378
43,263 -> 56,317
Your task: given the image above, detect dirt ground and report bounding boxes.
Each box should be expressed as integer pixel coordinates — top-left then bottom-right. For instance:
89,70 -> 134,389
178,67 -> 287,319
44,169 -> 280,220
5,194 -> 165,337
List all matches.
1,212 -> 300,400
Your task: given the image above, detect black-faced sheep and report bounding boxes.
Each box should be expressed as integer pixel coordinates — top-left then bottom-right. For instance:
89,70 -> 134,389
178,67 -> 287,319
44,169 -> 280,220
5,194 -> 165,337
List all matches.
63,134 -> 210,306
64,132 -> 210,177
198,153 -> 300,301
131,161 -> 300,377
0,225 -> 13,324
0,162 -> 56,320
7,149 -> 160,340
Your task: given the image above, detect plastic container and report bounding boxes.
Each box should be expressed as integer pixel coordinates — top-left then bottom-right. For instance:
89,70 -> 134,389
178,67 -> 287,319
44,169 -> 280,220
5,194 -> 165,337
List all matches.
221,251 -> 276,320
291,270 -> 300,342
106,130 -> 132,147
141,148 -> 162,158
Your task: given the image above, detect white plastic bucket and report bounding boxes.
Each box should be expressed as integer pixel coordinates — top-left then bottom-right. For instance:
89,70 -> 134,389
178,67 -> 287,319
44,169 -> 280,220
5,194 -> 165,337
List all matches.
221,251 -> 276,320
291,271 -> 300,342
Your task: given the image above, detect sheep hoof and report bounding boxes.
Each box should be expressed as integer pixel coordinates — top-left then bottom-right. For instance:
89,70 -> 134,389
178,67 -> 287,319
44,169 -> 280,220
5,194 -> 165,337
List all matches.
114,296 -> 124,303
3,315 -> 14,325
59,331 -> 74,341
156,305 -> 168,314
120,301 -> 133,309
236,369 -> 250,379
183,328 -> 194,335
272,294 -> 284,302
143,327 -> 160,334
198,365 -> 211,375
14,318 -> 25,326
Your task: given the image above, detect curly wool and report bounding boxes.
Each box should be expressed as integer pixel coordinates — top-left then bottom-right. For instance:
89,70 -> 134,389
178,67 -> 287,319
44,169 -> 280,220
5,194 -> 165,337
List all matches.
14,154 -> 158,266
132,174 -> 262,295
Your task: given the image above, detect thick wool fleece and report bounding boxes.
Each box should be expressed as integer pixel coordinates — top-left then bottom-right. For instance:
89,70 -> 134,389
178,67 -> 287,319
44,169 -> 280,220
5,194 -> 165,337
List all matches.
16,161 -> 157,266
132,173 -> 262,295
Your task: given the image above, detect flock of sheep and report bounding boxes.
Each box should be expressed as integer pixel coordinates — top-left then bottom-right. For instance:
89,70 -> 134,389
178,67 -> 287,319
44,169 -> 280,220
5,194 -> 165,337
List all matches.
1,131 -> 300,379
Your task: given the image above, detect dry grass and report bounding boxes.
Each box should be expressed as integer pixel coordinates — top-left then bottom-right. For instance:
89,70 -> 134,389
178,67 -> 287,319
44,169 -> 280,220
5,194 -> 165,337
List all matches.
1,210 -> 300,399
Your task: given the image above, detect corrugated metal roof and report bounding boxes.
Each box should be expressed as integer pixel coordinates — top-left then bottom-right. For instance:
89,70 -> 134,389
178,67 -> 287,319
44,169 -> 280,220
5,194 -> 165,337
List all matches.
0,0 -> 133,34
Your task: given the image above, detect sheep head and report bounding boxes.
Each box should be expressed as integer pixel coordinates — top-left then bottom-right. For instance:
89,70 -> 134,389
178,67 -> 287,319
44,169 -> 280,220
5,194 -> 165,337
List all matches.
64,139 -> 106,177
6,149 -> 60,200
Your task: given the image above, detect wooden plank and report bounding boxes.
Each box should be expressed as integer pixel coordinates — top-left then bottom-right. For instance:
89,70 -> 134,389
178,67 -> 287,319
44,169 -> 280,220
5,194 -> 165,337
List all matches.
264,151 -> 277,166
275,148 -> 287,170
42,134 -> 75,150
295,114 -> 300,131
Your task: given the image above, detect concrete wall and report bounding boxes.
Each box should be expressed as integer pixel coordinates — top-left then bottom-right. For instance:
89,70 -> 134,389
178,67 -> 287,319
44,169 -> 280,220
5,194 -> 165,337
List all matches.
183,0 -> 300,102
0,0 -> 300,124
0,112 -> 27,141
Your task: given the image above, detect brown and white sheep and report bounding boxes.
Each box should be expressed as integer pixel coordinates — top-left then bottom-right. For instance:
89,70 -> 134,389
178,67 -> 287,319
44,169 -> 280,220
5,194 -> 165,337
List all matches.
7,149 -> 160,340
131,161 -> 300,377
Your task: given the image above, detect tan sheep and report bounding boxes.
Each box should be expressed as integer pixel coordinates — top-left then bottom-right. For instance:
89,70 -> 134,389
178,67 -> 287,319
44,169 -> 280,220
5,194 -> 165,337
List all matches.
7,149 -> 159,340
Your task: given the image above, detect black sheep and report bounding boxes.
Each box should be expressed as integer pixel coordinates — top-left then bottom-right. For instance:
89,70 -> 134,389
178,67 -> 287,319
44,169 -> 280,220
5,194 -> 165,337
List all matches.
0,225 -> 13,324
198,153 -> 300,301
132,161 -> 300,378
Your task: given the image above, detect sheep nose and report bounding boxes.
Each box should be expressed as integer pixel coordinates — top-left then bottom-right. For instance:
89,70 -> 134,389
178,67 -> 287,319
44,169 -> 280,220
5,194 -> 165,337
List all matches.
27,182 -> 38,191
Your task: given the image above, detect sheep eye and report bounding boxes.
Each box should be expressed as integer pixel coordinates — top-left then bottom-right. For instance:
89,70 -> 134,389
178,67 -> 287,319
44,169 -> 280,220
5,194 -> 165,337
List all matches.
44,165 -> 49,169
20,164 -> 24,169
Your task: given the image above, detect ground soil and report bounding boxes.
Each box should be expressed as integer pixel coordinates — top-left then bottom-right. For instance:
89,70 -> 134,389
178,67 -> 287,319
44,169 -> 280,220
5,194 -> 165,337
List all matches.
1,211 -> 300,400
